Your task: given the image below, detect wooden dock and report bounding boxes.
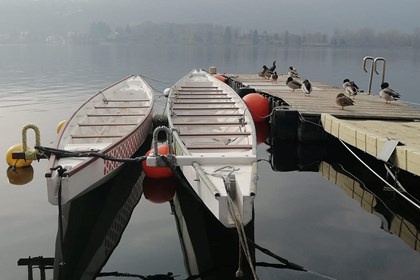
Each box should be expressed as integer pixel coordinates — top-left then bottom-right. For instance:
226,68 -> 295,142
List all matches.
230,74 -> 420,120
229,73 -> 420,177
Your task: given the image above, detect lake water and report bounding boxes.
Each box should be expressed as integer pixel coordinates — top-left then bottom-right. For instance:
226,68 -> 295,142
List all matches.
1,44 -> 420,280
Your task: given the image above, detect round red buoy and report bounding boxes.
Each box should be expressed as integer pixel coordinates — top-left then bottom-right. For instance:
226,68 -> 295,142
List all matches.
142,145 -> 173,178
143,177 -> 176,203
255,121 -> 269,145
242,93 -> 270,123
213,74 -> 226,83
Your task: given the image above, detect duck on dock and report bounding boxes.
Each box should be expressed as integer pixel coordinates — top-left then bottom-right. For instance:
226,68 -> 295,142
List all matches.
288,66 -> 300,78
286,76 -> 302,91
343,79 -> 359,98
269,60 -> 276,72
301,79 -> 312,96
379,82 -> 401,104
272,71 -> 278,83
336,93 -> 354,109
258,65 -> 267,78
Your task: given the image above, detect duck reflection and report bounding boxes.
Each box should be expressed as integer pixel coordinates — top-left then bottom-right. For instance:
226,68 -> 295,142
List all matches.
267,135 -> 420,253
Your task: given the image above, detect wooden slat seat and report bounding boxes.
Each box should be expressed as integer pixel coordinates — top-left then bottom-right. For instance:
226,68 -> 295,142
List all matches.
87,113 -> 145,117
78,123 -> 137,126
172,107 -> 239,110
175,113 -> 243,117
173,121 -> 247,125
71,135 -> 123,139
173,101 -> 236,105
180,132 -> 251,136
94,106 -> 149,109
105,99 -> 150,102
185,144 -> 252,150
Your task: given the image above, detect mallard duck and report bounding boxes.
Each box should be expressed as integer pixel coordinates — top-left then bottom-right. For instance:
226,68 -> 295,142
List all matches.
269,60 -> 276,72
288,66 -> 299,78
343,79 -> 358,98
258,65 -> 267,78
336,93 -> 354,109
271,71 -> 278,83
301,79 -> 312,96
286,76 -> 302,91
379,82 -> 400,104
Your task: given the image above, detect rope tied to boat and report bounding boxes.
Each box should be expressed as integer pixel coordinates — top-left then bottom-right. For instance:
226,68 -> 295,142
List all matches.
21,124 -> 47,160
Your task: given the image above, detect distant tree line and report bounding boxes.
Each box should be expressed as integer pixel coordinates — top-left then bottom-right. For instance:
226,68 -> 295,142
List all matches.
3,21 -> 420,48
86,22 -> 420,48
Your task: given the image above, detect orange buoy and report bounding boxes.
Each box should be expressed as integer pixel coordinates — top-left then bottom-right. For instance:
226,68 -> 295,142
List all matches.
143,177 -> 176,203
213,74 -> 226,83
142,144 -> 173,178
242,93 -> 270,123
6,166 -> 34,185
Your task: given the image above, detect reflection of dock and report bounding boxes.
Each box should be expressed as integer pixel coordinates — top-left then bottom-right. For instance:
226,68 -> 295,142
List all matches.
320,161 -> 420,253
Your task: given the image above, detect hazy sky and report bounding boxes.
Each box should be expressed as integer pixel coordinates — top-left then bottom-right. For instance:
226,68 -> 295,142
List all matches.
0,0 -> 419,35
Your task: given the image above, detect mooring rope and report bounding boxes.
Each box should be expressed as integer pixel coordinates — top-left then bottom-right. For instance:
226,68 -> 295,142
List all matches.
339,140 -> 420,210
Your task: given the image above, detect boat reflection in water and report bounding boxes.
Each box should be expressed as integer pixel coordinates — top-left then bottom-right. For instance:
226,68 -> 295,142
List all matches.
53,152 -> 145,280
267,136 -> 420,253
171,170 -> 256,280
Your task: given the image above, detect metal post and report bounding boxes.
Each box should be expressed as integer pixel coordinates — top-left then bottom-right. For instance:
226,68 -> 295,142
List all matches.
374,57 -> 386,85
363,56 -> 374,94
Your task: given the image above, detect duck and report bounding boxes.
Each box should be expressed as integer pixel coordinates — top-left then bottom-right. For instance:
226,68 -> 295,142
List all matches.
269,60 -> 276,72
336,93 -> 354,110
288,66 -> 300,78
258,65 -> 267,78
264,67 -> 273,79
379,82 -> 401,104
301,79 -> 312,96
343,79 -> 358,98
271,71 -> 278,83
286,76 -> 302,91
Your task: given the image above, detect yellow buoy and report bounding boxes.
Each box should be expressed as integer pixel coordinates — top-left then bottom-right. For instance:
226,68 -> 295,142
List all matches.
56,120 -> 66,134
5,144 -> 32,168
6,166 -> 34,185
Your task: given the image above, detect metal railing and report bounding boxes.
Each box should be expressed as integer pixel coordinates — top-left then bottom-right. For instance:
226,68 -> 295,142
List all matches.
363,56 -> 386,94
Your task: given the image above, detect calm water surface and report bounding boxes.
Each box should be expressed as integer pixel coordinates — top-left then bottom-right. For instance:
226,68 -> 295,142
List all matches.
1,44 -> 419,279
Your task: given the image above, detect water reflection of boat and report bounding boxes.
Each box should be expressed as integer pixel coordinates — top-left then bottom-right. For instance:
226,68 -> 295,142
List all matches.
53,152 -> 145,280
267,136 -> 420,253
171,173 -> 256,280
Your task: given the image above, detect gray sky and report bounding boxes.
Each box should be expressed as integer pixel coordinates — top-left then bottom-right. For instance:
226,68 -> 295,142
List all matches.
0,0 -> 419,34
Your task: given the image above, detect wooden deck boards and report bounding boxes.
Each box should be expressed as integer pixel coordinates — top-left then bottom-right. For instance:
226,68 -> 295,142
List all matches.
231,74 -> 420,120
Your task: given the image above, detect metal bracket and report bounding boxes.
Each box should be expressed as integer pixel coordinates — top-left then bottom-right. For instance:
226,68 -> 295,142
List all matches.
377,139 -> 400,162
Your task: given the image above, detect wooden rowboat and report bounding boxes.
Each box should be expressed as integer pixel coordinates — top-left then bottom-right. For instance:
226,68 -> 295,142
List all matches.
149,69 -> 257,228
45,75 -> 154,205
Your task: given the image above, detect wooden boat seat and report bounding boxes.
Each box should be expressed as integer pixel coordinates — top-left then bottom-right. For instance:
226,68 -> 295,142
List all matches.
173,121 -> 247,125
175,97 -> 232,100
173,101 -> 235,105
172,107 -> 239,110
185,144 -> 252,150
180,132 -> 251,136
94,106 -> 150,109
71,135 -> 123,139
175,113 -> 243,117
87,113 -> 145,117
78,123 -> 137,126
105,99 -> 150,102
